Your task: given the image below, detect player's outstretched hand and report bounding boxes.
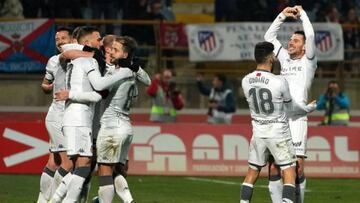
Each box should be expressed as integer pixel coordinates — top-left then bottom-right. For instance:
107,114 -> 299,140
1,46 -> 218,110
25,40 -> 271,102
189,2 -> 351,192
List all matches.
282,7 -> 298,19
55,90 -> 69,101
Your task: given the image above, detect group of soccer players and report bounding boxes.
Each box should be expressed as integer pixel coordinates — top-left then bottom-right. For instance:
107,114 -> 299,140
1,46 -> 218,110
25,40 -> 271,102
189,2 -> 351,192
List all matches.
38,25 -> 150,203
37,4 -> 316,203
241,5 -> 317,203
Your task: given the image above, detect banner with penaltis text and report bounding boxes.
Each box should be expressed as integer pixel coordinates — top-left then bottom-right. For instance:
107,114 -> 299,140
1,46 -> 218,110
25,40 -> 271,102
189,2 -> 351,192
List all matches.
186,23 -> 343,62
0,19 -> 56,73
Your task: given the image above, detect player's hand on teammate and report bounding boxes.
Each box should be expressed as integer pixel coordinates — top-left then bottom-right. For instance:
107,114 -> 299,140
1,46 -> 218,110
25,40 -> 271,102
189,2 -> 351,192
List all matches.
55,90 -> 69,101
41,82 -> 54,94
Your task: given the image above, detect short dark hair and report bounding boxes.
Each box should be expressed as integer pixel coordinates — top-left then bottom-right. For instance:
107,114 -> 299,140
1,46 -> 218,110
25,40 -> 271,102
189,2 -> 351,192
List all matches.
72,26 -> 84,40
294,30 -> 306,41
56,26 -> 72,35
114,36 -> 138,60
77,26 -> 100,44
215,74 -> 226,84
254,41 -> 274,64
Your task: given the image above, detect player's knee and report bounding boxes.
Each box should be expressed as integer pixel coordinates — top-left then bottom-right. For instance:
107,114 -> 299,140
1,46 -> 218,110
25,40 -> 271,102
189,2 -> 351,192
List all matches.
114,163 -> 127,177
46,159 -> 58,171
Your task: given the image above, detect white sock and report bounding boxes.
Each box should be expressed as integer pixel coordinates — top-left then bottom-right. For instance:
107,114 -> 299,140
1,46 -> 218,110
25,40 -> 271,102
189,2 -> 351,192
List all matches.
37,192 -> 48,203
114,175 -> 134,203
295,178 -> 306,203
269,179 -> 283,203
51,167 -> 69,198
99,185 -> 115,203
38,168 -> 55,202
63,174 -> 86,203
51,173 -> 72,203
78,182 -> 91,203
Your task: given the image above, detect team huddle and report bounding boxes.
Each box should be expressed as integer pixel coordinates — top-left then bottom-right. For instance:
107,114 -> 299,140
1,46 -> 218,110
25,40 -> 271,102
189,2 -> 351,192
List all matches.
37,4 -> 316,203
38,25 -> 150,203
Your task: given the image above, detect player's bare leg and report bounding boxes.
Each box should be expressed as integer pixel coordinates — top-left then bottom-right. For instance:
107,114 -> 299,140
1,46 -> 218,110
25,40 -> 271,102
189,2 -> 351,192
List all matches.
295,157 -> 306,203
240,166 -> 260,203
97,164 -> 115,203
281,165 -> 296,203
268,159 -> 283,203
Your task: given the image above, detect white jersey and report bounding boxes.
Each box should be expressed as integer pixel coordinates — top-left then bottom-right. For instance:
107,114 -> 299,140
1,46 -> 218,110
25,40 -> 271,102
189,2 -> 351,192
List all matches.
63,57 -> 99,127
242,70 -> 292,138
264,10 -> 317,119
101,67 -> 151,127
45,55 -> 66,123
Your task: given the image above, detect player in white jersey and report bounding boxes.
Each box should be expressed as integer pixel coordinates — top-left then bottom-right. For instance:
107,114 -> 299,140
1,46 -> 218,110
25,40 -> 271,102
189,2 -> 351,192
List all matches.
51,28 -> 145,202
96,36 -> 150,203
264,5 -> 317,203
240,41 -> 297,203
37,27 -> 74,203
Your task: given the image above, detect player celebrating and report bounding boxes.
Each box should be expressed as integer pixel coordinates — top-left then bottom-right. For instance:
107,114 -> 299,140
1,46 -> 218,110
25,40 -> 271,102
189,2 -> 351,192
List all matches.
38,27 -> 74,203
240,41 -> 297,203
264,5 -> 317,203
96,36 -> 150,203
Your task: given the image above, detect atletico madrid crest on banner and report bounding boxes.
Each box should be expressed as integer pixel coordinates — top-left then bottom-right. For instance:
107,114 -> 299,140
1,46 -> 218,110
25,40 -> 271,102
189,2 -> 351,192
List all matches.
0,19 -> 56,72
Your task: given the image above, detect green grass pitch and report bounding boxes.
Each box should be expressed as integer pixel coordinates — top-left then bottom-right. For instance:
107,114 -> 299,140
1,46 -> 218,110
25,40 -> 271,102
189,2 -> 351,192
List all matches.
0,174 -> 359,203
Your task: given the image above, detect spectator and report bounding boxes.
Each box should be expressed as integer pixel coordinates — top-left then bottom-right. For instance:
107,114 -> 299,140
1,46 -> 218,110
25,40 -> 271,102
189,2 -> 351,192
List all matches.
196,74 -> 236,124
0,0 -> 23,18
343,8 -> 360,70
147,69 -> 184,122
215,0 -> 239,22
317,81 -> 350,125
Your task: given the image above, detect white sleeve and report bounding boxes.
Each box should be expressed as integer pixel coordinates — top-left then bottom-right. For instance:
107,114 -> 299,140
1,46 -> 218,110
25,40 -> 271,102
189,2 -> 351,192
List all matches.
300,10 -> 316,60
136,67 -> 151,86
69,91 -> 102,103
45,55 -> 59,81
88,67 -> 134,91
264,13 -> 289,64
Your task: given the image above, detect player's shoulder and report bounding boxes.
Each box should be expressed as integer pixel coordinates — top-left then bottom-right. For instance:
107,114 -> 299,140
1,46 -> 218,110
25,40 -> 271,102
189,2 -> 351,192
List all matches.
46,54 -> 60,70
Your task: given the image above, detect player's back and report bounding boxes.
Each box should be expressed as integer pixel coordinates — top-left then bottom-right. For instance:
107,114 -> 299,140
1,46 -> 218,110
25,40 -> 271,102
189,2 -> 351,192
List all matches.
242,70 -> 291,138
63,57 -> 98,127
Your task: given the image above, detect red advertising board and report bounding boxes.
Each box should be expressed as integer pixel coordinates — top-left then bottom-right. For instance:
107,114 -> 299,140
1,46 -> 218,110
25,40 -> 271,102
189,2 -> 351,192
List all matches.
0,122 -> 359,178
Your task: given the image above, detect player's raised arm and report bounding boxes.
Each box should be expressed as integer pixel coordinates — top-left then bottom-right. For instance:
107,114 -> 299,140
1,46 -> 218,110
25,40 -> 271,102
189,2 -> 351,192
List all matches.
295,5 -> 316,60
264,7 -> 296,60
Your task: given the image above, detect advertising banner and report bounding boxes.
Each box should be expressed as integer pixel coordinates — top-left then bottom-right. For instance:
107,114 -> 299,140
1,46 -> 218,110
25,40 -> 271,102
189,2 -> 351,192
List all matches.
187,23 -> 343,62
0,122 -> 358,177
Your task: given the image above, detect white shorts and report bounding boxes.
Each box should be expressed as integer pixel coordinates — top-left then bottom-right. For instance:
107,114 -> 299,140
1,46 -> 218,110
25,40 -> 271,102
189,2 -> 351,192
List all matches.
97,119 -> 133,164
248,136 -> 296,169
289,119 -> 308,157
45,120 -> 66,152
63,126 -> 93,157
